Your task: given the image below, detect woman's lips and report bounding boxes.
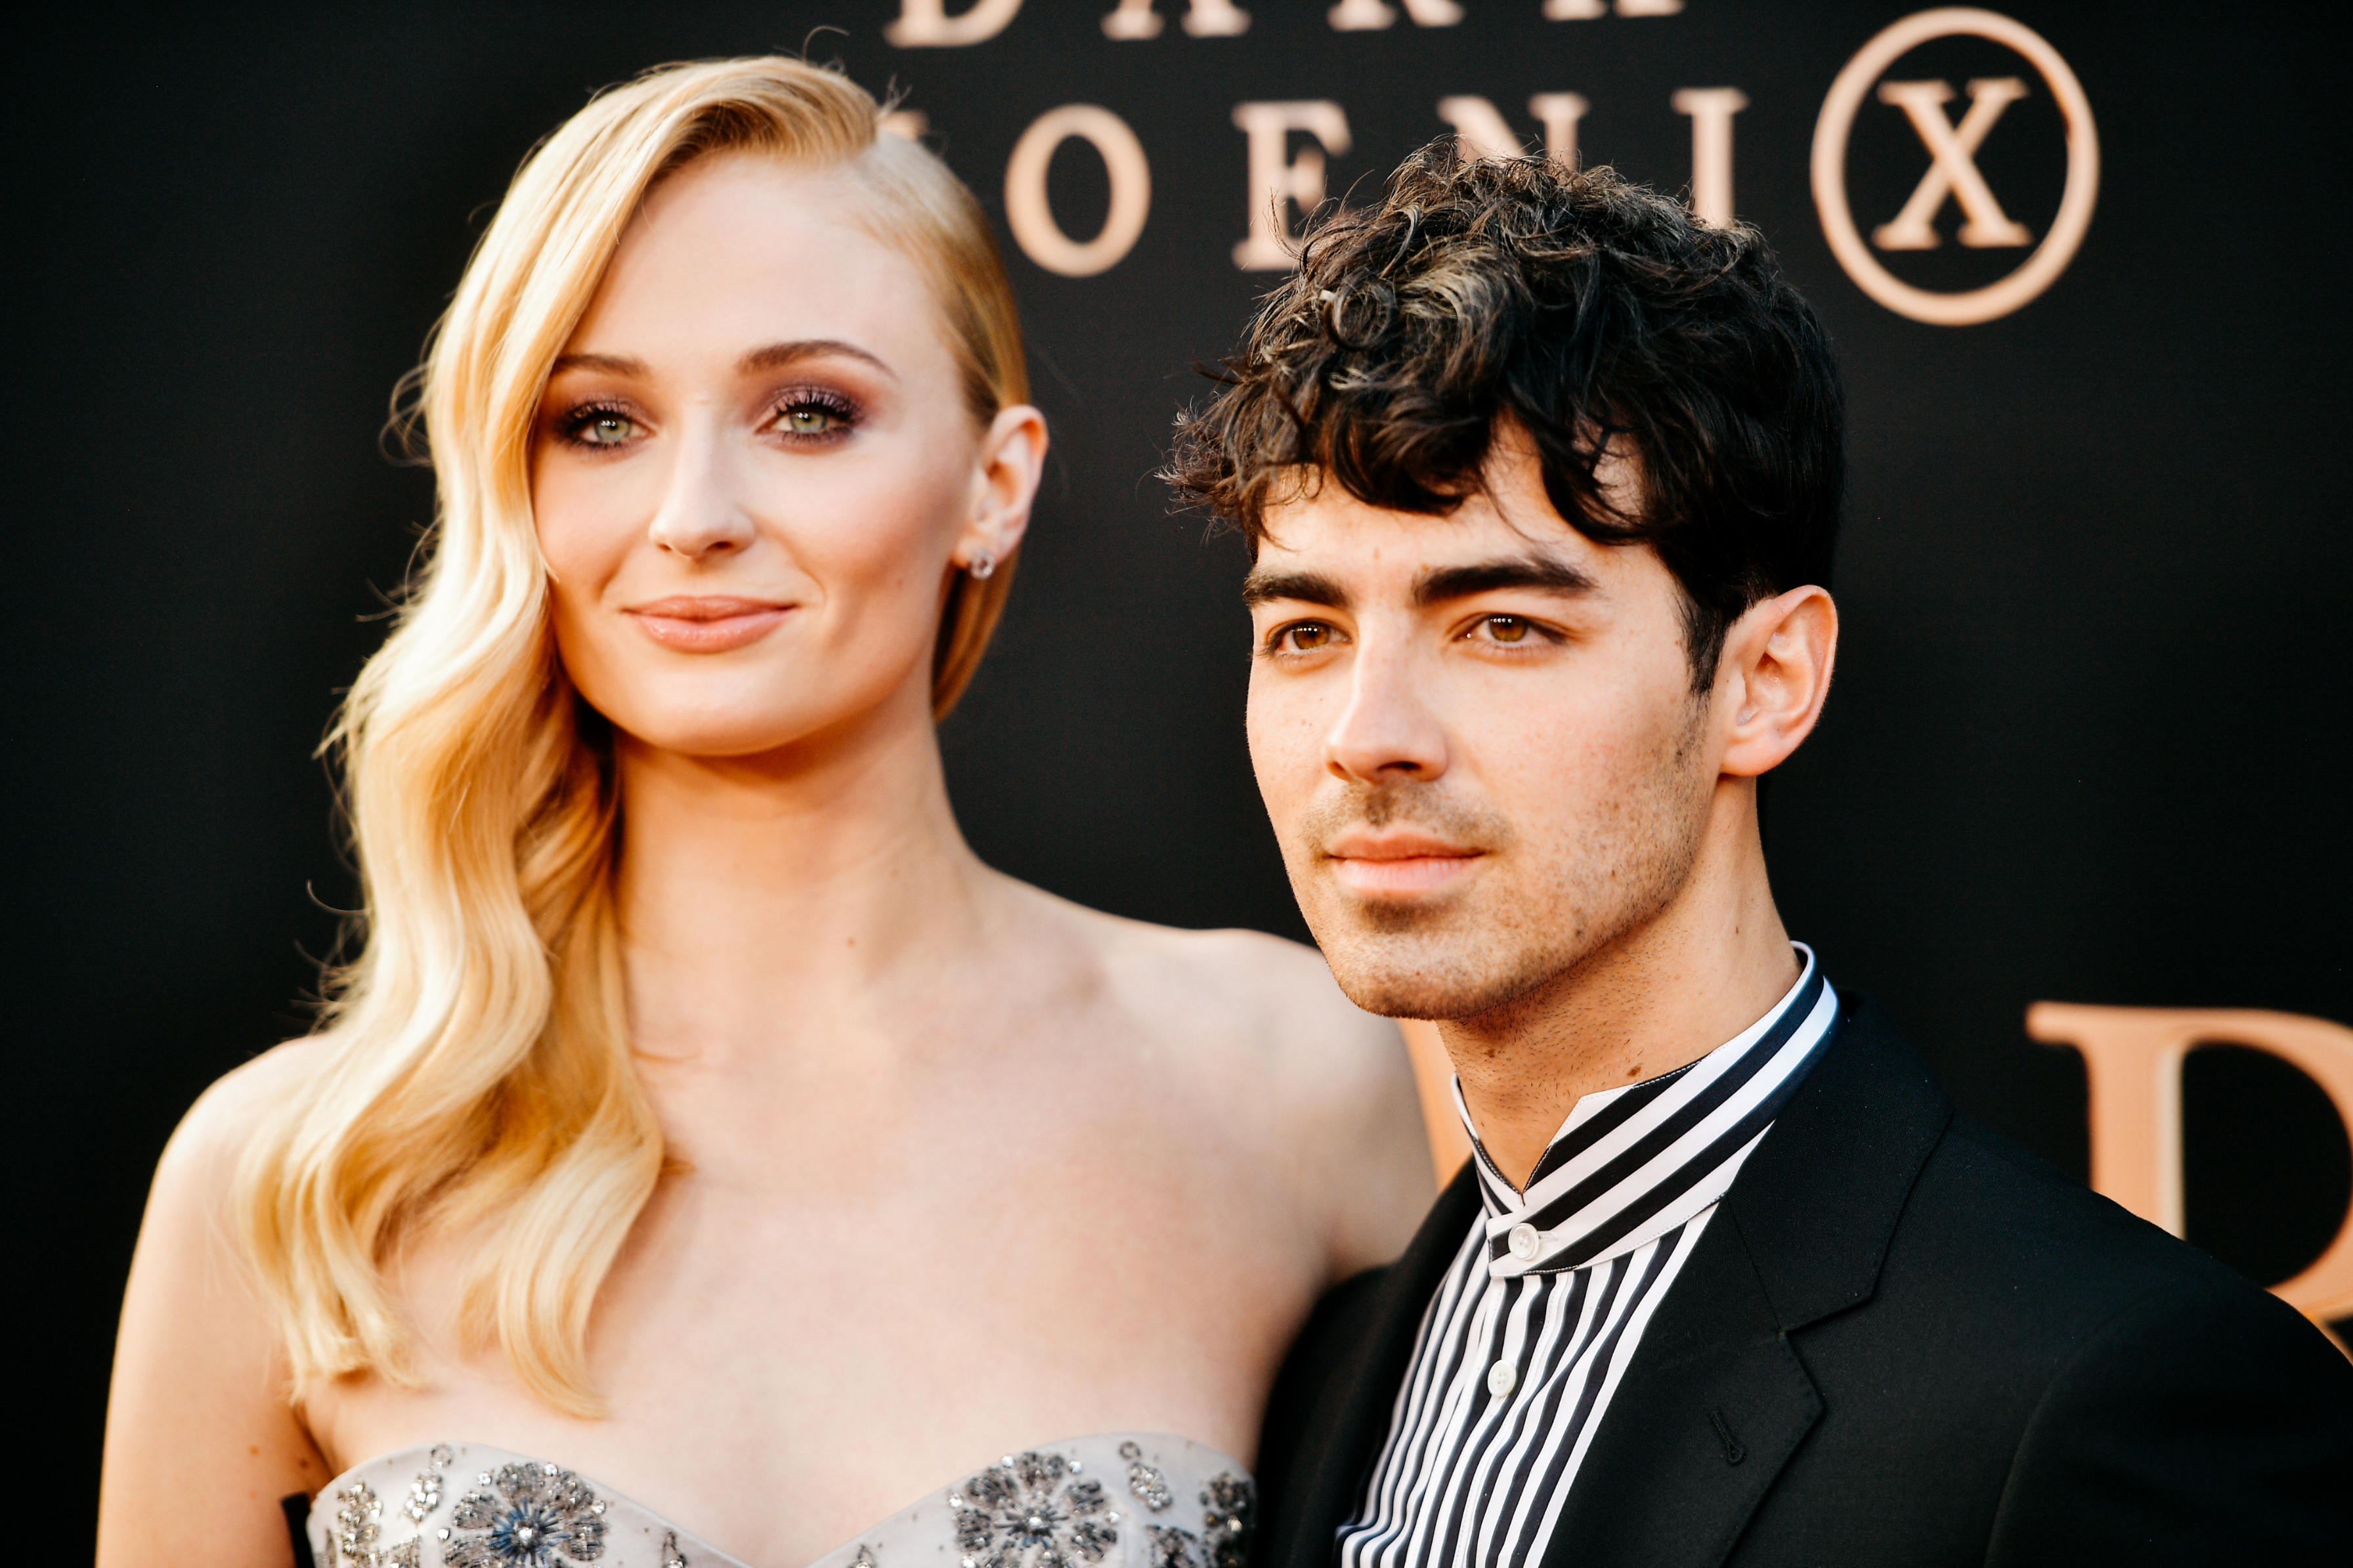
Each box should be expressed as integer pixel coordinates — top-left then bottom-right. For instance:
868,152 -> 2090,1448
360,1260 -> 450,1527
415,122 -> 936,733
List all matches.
624,596 -> 793,652
1326,831 -> 1484,897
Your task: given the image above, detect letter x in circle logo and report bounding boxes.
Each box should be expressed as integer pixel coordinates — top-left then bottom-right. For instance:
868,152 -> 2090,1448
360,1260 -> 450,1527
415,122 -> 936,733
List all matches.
1813,8 -> 2100,326
1872,77 -> 2031,250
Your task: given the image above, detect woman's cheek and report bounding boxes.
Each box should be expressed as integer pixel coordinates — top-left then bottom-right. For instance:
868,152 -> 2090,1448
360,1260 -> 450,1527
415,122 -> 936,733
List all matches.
805,472 -> 959,589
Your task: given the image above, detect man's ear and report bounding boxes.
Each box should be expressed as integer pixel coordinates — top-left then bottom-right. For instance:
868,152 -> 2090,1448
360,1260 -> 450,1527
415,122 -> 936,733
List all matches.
1716,585 -> 1838,778
957,404 -> 1048,569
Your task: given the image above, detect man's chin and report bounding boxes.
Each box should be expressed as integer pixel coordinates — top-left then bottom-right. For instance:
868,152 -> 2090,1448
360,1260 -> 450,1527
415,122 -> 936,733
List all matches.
1310,912 -> 1545,1023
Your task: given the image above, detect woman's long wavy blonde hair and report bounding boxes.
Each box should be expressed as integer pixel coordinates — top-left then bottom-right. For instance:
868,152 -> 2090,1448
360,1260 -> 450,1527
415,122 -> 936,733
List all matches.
236,57 -> 1028,1415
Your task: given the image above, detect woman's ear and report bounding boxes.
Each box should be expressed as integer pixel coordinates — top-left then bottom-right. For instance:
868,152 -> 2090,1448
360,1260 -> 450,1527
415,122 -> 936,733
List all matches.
956,404 -> 1048,571
1717,584 -> 1838,778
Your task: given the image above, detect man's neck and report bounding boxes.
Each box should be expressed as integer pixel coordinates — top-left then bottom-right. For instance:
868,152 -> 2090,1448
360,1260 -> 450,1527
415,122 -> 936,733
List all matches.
1440,799 -> 1799,1191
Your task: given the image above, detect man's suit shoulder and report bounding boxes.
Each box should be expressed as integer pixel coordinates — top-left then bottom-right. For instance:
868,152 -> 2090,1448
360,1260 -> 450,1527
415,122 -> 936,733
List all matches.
1761,994 -> 2327,1365
1903,1105 -> 2295,1342
1719,1014 -> 2353,1561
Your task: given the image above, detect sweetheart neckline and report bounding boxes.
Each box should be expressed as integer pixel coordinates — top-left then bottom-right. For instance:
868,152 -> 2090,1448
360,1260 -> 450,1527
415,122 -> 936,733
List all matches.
311,1431 -> 1256,1568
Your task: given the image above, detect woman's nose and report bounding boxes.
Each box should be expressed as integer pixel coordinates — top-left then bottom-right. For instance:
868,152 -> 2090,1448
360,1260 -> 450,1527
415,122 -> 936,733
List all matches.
646,431 -> 757,559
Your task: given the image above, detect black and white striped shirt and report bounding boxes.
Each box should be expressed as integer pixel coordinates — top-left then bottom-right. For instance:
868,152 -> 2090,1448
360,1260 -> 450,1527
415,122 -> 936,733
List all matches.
1336,948 -> 1838,1568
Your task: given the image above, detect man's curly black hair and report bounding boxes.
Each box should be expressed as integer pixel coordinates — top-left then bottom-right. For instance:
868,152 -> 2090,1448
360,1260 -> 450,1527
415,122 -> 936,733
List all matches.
1165,142 -> 1843,689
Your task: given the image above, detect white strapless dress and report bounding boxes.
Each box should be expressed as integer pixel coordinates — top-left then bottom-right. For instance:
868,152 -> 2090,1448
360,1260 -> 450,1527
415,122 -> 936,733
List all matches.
305,1434 -> 1254,1568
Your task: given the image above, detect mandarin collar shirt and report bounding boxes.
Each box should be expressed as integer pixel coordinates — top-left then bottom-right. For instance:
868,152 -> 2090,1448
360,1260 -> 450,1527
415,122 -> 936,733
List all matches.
1336,946 -> 1838,1568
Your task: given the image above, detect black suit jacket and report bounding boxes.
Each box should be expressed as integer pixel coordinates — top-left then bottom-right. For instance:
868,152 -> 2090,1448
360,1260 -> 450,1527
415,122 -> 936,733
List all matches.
1255,994 -> 2353,1565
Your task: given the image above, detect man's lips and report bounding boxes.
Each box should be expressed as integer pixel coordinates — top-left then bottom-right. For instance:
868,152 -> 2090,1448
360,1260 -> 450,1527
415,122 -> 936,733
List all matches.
1324,829 -> 1485,897
624,595 -> 794,652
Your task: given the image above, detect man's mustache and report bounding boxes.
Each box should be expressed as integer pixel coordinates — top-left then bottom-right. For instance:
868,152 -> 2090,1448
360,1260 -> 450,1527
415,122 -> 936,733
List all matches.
1297,779 -> 1513,853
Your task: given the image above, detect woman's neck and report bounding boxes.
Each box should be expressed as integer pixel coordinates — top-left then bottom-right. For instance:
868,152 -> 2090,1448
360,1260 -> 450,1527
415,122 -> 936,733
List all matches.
611,692 -> 997,1063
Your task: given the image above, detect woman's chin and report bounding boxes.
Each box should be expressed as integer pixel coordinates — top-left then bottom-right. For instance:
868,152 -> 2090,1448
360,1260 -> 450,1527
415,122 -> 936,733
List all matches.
604,702 -> 888,766
616,721 -> 811,762
581,663 -> 930,767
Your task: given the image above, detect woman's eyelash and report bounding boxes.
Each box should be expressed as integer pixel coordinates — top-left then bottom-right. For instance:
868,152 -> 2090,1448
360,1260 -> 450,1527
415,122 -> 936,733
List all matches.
770,387 -> 859,436
555,401 -> 640,448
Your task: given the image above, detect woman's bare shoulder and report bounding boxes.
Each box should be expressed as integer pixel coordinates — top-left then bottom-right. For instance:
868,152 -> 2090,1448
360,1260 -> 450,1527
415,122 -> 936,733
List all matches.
1027,891 -> 1436,1267
1030,890 -> 1393,1069
99,1038 -> 331,1563
133,1036 -> 328,1295
162,1036 -> 324,1188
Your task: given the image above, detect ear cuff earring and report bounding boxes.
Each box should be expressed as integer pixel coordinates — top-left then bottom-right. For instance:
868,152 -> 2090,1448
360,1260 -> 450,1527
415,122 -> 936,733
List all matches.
968,551 -> 997,580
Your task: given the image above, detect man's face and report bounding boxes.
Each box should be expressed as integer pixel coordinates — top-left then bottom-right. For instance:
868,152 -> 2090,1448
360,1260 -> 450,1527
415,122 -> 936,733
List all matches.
1244,434 -> 1718,1022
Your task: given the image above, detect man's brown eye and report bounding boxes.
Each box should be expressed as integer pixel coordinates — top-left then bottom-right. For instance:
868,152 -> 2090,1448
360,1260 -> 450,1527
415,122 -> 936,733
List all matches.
1486,616 -> 1530,643
1287,624 -> 1332,651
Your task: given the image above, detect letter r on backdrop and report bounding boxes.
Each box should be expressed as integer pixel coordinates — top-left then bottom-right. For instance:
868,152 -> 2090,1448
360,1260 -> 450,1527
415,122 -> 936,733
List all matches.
2030,1003 -> 2353,1351
1232,101 -> 1352,270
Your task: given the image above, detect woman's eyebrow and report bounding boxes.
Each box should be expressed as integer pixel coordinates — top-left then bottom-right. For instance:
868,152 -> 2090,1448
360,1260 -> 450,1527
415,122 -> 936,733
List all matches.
737,339 -> 896,378
550,351 -> 648,376
546,341 -> 898,379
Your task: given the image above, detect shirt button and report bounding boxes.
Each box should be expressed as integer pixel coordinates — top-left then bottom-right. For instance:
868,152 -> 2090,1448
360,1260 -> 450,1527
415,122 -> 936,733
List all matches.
1487,1361 -> 1519,1398
1508,1223 -> 1541,1261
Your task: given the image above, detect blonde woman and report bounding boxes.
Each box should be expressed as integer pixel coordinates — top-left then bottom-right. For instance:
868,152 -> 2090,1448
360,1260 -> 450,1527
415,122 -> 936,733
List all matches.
97,58 -> 1433,1568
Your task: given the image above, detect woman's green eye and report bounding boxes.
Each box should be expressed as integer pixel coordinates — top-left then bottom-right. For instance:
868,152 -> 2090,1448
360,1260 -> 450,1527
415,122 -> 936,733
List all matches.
781,404 -> 845,436
580,413 -> 636,445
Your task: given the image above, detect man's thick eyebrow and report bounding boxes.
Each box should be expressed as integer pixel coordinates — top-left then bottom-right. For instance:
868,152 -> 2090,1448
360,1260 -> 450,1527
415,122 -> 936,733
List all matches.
737,339 -> 895,377
1242,568 -> 1350,609
1414,555 -> 1599,606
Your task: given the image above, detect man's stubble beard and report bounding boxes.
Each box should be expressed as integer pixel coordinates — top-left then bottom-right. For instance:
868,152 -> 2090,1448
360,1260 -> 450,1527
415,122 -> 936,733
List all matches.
1298,696 -> 1714,1023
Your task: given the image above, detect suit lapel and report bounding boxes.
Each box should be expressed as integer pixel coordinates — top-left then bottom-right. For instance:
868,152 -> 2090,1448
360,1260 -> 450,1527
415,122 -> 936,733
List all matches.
1539,1206 -> 1823,1567
1268,1166 -> 1485,1568
1537,994 -> 1953,1568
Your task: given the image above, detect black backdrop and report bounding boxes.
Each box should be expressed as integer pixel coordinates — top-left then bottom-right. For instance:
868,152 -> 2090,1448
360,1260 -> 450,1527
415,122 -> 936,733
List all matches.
19,0 -> 2350,1523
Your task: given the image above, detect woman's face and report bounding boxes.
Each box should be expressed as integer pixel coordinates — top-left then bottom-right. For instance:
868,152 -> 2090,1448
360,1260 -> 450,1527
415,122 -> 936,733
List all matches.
532,152 -> 1041,759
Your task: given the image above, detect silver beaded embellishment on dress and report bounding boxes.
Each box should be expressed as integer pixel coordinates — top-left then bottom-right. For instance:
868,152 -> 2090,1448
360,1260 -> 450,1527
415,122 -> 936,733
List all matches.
445,1460 -> 609,1565
851,1547 -> 879,1568
1141,1473 -> 1253,1568
1117,1443 -> 1173,1512
1144,1526 -> 1201,1568
335,1479 -> 425,1566
405,1462 -> 446,1524
1199,1474 -> 1255,1568
948,1451 -> 1119,1568
335,1481 -> 382,1563
660,1529 -> 690,1567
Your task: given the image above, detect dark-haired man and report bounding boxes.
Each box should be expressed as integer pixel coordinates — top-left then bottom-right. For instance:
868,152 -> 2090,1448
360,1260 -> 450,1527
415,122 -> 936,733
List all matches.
1171,148 -> 2350,1564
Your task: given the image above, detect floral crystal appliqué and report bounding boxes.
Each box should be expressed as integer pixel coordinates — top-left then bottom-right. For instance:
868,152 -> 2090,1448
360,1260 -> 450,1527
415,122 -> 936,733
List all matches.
949,1451 -> 1119,1568
444,1461 -> 610,1566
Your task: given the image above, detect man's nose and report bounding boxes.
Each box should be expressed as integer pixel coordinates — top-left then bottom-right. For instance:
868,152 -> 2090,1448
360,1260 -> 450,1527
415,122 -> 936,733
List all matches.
646,426 -> 757,560
1324,636 -> 1450,785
